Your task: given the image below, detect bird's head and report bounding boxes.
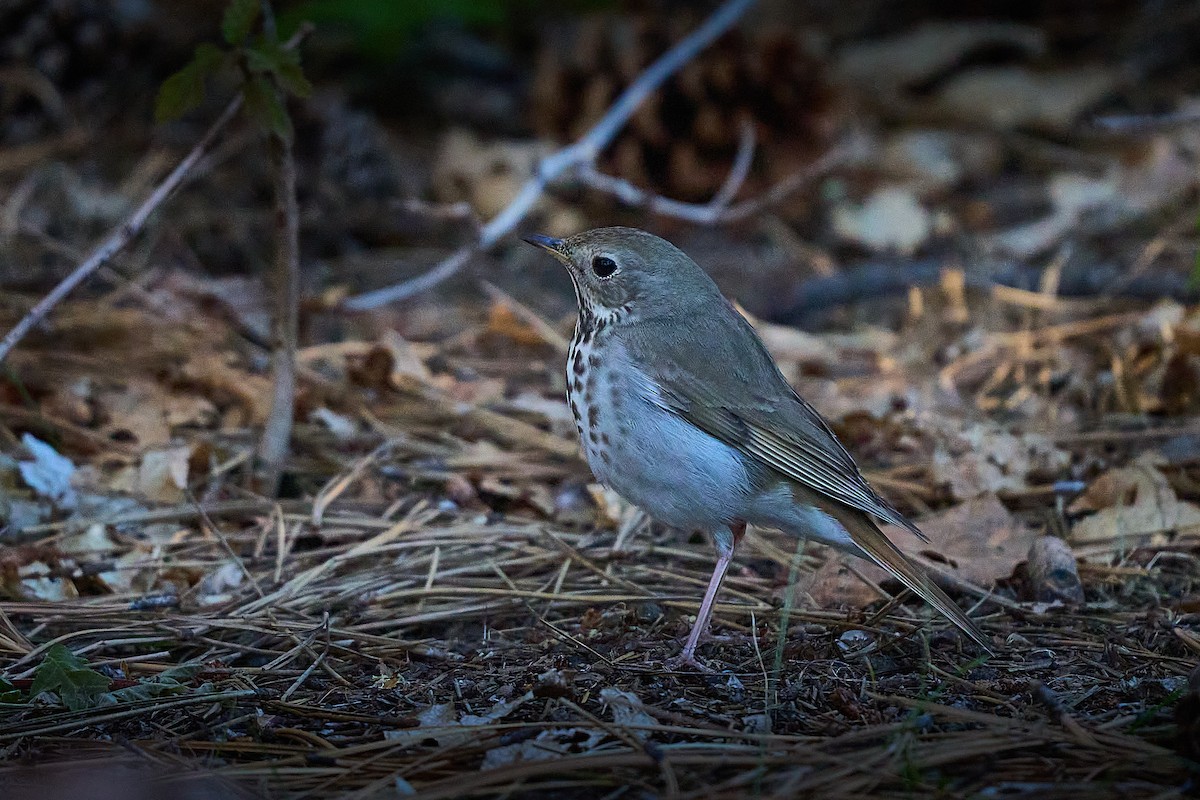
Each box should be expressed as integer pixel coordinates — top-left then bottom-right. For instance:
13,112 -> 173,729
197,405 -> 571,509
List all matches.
523,227 -> 721,323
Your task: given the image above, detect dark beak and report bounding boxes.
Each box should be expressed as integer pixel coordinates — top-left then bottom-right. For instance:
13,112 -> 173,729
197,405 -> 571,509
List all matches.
522,233 -> 567,260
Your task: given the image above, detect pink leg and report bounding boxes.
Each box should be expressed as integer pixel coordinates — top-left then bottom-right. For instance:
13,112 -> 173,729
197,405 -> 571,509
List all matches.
672,522 -> 745,669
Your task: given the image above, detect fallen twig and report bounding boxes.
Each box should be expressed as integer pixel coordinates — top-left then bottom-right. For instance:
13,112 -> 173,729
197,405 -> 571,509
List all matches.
1092,107 -> 1200,133
341,0 -> 759,310
573,135 -> 851,225
0,99 -> 241,366
0,28 -> 310,367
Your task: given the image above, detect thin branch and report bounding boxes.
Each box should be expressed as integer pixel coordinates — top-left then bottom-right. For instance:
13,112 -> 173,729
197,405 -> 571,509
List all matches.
1092,107 -> 1200,133
0,97 -> 241,365
708,118 -> 757,209
0,27 -> 311,366
256,129 -> 300,495
342,0 -> 759,311
574,138 -> 852,225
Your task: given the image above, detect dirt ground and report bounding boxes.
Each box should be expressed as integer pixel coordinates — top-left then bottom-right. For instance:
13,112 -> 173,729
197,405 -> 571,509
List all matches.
1,1 -> 1199,798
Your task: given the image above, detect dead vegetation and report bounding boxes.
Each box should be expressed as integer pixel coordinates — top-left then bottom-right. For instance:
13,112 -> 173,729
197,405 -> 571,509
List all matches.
0,281 -> 1197,798
1,0 -> 1200,798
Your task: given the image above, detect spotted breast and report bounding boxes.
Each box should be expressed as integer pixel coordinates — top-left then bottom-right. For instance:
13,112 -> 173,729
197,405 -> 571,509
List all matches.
566,309 -> 754,534
566,309 -> 609,470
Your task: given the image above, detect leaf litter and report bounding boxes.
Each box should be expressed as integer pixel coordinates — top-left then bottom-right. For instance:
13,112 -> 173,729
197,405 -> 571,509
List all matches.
2,8 -> 1200,798
0,275 -> 1195,797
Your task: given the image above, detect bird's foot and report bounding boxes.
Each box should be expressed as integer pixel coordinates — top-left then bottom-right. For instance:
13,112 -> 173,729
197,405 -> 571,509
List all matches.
665,650 -> 715,673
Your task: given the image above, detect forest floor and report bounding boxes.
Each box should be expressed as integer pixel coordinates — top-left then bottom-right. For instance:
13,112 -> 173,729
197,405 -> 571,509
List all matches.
1,2 -> 1200,798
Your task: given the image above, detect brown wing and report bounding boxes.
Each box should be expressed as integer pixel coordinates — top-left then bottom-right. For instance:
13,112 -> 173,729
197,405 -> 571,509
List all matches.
626,301 -> 927,541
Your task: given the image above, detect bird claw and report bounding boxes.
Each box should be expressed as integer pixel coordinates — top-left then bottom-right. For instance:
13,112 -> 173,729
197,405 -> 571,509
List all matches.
665,651 -> 716,673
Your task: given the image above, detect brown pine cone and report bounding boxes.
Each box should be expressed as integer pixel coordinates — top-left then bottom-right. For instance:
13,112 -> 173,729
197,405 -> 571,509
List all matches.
530,6 -> 839,209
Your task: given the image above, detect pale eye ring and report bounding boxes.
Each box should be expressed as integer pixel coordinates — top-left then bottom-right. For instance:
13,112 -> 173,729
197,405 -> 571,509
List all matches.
592,255 -> 618,279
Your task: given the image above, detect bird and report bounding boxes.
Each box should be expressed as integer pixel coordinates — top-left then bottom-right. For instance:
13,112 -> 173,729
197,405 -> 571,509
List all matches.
524,227 -> 993,668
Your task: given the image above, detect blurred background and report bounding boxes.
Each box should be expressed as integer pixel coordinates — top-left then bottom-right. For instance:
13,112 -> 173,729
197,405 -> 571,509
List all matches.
2,3 -> 1200,796
5,0 -> 1200,329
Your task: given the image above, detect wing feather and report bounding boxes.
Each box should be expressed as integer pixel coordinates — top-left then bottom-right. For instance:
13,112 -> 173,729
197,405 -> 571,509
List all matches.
630,304 -> 927,540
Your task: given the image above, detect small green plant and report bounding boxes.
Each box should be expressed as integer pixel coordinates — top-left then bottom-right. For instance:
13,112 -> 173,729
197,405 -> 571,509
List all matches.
155,0 -> 312,141
1192,213 -> 1200,288
154,0 -> 309,494
0,676 -> 21,703
1128,685 -> 1185,732
28,644 -> 112,710
8,644 -> 204,711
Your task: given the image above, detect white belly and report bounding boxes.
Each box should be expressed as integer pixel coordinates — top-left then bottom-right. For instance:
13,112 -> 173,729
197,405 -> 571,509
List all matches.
569,337 -> 751,533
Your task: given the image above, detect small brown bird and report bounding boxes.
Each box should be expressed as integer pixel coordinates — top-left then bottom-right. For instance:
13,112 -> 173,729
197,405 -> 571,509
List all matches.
525,227 -> 992,668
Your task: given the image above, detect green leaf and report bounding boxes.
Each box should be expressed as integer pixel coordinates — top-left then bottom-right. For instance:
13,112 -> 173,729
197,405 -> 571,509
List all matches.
222,0 -> 261,45
97,678 -> 190,707
1192,212 -> 1200,289
154,43 -> 226,123
0,677 -> 21,704
29,644 -> 111,711
155,64 -> 205,122
245,40 -> 311,98
157,662 -> 205,683
242,72 -> 292,141
271,57 -> 312,99
193,42 -> 227,71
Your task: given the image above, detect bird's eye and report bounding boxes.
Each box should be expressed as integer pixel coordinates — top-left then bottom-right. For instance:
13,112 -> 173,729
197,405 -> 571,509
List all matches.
592,255 -> 618,279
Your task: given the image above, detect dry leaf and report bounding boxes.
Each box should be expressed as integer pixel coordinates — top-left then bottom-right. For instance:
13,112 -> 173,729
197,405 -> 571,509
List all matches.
197,561 -> 244,606
880,129 -> 1003,193
931,65 -> 1118,133
1070,466 -> 1142,514
484,302 -> 548,348
380,330 -> 433,382
481,727 -> 604,770
989,138 -> 1193,257
17,561 -> 78,602
805,556 -> 882,609
176,354 -> 272,427
135,447 -> 192,504
600,688 -> 656,740
18,434 -> 77,509
911,493 -> 1037,584
833,22 -> 1045,92
385,695 -> 532,749
434,375 -> 505,406
832,186 -> 931,254
931,421 -> 1069,498
96,545 -> 160,594
60,523 -> 118,555
1069,455 -> 1200,553
310,407 -> 358,440
431,128 -> 551,216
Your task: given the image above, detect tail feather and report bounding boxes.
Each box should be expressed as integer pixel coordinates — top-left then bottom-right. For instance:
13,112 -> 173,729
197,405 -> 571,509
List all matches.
820,499 -> 995,654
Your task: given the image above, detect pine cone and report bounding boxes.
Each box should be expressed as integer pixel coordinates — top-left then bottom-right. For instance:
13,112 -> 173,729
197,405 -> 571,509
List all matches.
0,0 -> 145,144
530,7 -> 838,208
0,0 -> 139,85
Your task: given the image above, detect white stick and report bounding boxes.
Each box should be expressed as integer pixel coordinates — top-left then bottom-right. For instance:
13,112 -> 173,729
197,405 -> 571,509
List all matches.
0,98 -> 242,364
342,0 -> 759,310
575,139 -> 854,225
0,28 -> 311,365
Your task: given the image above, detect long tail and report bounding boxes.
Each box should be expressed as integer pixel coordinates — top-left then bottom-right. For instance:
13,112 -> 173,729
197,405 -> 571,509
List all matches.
817,496 -> 995,654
